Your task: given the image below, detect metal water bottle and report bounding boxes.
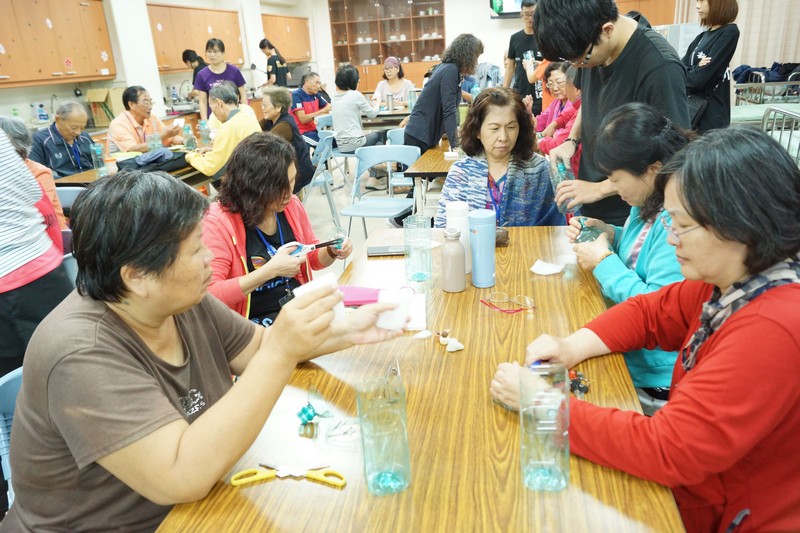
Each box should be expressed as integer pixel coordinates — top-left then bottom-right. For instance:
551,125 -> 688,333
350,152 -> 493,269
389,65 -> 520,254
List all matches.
468,209 -> 496,288
445,201 -> 471,274
441,228 -> 466,293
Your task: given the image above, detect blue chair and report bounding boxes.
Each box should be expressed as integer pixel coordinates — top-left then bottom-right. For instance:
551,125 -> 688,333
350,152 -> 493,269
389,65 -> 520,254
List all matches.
0,367 -> 23,507
55,186 -> 86,218
303,134 -> 343,231
385,128 -> 413,198
315,116 -> 353,184
340,145 -> 420,238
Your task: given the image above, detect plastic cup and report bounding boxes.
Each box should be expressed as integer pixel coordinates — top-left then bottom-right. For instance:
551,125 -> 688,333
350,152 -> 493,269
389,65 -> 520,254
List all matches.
403,216 -> 432,282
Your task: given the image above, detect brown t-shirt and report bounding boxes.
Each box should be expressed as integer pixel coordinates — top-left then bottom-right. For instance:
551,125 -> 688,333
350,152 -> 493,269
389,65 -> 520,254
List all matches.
2,292 -> 255,532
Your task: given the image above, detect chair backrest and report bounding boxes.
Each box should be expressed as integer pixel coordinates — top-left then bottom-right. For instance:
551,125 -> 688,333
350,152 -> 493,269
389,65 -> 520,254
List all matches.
62,253 -> 78,287
315,114 -> 333,130
312,132 -> 335,168
386,128 -> 405,146
0,367 -> 23,507
352,145 -> 421,201
61,228 -> 73,254
56,186 -> 86,218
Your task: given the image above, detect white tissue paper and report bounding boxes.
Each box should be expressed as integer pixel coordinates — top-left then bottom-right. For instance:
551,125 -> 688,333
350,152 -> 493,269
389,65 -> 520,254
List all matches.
530,260 -> 565,276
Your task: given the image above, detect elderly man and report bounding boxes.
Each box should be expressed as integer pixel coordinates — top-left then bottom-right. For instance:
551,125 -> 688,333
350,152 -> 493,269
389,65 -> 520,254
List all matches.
107,86 -> 183,153
290,72 -> 330,146
185,81 -> 260,177
29,101 -> 95,177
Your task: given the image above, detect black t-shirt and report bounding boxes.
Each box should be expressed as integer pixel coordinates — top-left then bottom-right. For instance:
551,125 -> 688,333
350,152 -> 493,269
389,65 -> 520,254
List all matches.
192,61 -> 207,84
575,27 -> 690,225
682,24 -> 740,132
245,213 -> 301,327
507,29 -> 543,113
268,55 -> 289,87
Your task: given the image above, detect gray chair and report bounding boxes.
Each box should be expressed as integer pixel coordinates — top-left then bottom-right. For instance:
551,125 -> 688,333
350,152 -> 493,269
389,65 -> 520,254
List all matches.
55,186 -> 86,218
303,134 -> 343,231
62,253 -> 78,287
0,367 -> 23,507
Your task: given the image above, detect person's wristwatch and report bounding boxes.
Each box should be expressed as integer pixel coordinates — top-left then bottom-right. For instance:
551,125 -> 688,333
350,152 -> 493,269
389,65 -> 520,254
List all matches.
566,138 -> 580,150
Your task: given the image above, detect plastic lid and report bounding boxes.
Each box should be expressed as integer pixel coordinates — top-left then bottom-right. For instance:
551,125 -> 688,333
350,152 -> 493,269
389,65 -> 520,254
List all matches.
446,200 -> 469,217
443,227 -> 461,239
468,208 -> 496,226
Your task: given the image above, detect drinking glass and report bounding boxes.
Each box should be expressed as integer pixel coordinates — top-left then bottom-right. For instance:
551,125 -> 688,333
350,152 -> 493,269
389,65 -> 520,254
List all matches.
403,215 -> 432,282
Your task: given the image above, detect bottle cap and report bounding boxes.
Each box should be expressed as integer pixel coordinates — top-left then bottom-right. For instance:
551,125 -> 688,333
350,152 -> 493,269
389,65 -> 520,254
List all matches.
468,208 -> 496,227
443,228 -> 461,239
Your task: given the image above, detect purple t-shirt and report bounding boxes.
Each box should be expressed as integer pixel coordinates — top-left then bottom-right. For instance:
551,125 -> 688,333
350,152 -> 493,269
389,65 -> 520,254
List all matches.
194,63 -> 247,115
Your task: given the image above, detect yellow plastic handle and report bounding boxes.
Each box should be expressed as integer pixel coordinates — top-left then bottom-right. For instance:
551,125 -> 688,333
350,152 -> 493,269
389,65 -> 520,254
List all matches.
305,468 -> 346,489
230,468 -> 276,487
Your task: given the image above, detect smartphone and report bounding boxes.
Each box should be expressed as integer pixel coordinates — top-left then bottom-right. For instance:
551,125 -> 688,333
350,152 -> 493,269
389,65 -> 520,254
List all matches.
366,245 -> 405,257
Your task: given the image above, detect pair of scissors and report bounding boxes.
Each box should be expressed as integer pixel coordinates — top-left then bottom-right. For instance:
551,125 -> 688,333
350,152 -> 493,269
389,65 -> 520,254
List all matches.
277,237 -> 344,257
261,463 -> 346,490
230,466 -> 277,487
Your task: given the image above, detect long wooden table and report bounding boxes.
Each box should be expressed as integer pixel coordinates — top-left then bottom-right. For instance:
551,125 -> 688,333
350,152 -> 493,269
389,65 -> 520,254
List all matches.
54,164 -> 216,189
404,140 -> 456,213
159,227 -> 683,532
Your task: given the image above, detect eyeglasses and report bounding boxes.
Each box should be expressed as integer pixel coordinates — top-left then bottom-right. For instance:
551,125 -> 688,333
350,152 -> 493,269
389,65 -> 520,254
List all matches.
136,99 -> 154,106
521,11 -> 535,19
480,292 -> 535,314
661,217 -> 700,242
546,79 -> 567,89
569,41 -> 595,66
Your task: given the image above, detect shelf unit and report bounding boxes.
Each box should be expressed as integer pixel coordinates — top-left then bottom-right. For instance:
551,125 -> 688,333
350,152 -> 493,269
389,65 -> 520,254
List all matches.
328,0 -> 445,88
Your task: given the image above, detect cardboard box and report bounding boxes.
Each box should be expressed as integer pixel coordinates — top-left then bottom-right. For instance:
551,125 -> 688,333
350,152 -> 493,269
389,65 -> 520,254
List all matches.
86,88 -> 125,127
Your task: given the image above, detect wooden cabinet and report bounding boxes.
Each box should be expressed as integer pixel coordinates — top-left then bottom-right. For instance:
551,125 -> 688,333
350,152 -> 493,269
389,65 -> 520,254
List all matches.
618,0 -> 677,26
147,4 -> 245,73
262,15 -> 312,63
1,0 -> 115,88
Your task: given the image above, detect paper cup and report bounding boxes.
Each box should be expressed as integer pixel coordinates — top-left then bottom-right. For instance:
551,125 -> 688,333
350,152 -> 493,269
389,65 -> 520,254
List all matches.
376,288 -> 414,330
292,272 -> 346,322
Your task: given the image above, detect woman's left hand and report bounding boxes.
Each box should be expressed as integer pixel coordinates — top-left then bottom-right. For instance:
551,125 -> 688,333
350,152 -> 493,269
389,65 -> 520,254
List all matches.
698,56 -> 712,67
490,362 -> 525,411
573,233 -> 612,271
328,236 -> 352,260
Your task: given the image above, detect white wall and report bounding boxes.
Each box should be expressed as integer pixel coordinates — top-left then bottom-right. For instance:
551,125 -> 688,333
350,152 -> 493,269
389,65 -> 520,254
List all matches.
444,0 -> 522,69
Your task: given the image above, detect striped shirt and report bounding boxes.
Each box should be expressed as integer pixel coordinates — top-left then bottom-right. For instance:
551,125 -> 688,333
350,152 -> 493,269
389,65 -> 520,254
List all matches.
0,131 -> 53,280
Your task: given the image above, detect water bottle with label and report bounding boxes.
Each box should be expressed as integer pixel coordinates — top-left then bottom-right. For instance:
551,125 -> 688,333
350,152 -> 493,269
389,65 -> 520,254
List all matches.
183,125 -> 197,151
407,90 -> 417,112
549,161 -> 582,214
171,86 -> 179,103
146,131 -> 161,152
91,143 -> 108,177
198,120 -> 211,145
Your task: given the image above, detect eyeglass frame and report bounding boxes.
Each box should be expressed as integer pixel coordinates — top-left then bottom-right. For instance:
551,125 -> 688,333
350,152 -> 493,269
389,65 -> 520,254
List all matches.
545,79 -> 568,89
520,10 -> 535,19
568,41 -> 595,66
661,217 -> 700,242
480,292 -> 535,314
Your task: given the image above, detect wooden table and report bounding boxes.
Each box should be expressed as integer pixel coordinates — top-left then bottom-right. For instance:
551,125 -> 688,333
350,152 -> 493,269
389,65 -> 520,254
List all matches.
54,164 -> 216,190
159,227 -> 682,532
405,140 -> 456,213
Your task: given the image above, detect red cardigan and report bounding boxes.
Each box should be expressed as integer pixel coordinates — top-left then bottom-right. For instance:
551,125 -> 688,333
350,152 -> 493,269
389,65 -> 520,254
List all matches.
573,280 -> 800,532
202,197 -> 325,317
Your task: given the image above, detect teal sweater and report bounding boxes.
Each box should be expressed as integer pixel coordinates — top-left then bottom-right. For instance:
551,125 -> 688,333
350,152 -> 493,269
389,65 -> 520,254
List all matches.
593,207 -> 683,388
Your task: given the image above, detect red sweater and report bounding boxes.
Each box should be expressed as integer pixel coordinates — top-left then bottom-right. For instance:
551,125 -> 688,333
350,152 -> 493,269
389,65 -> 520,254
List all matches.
202,197 -> 325,317
572,280 -> 800,532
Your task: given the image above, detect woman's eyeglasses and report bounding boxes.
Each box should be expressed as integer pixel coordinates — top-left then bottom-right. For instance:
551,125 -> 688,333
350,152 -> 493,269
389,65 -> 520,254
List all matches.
480,292 -> 535,314
546,79 -> 568,89
661,217 -> 700,243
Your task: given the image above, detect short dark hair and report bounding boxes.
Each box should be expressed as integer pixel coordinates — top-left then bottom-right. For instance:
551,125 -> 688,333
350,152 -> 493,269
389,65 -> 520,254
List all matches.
460,87 -> 534,161
122,86 -> 147,110
703,0 -> 738,27
595,103 -> 694,222
521,0 -> 538,8
534,0 -> 618,61
544,61 -> 569,82
261,85 -> 291,114
70,170 -> 209,302
335,64 -> 360,91
301,71 -> 320,88
206,38 -> 225,53
442,34 -> 484,75
658,127 -> 800,274
218,132 -> 296,227
182,49 -> 199,63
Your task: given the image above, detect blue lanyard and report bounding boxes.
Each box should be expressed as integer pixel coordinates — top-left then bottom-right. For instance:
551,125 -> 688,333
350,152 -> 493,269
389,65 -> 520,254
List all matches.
254,213 -> 290,289
70,141 -> 82,170
487,173 -> 507,223
52,125 -> 83,170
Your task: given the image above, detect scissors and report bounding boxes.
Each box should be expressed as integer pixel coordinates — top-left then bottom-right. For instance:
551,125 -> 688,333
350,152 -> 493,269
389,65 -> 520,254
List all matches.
230,466 -> 278,487
261,463 -> 346,490
277,237 -> 344,257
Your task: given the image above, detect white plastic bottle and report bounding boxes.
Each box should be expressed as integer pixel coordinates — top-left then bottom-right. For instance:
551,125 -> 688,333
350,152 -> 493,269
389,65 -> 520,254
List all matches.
445,201 -> 472,274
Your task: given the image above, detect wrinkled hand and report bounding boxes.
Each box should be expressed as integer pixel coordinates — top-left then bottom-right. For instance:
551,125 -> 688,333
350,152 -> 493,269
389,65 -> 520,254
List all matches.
524,334 -> 581,368
399,117 -> 409,128
548,141 -> 576,174
490,361 -> 525,411
164,123 -> 182,138
566,216 -> 612,243
555,179 -> 604,211
334,302 -> 405,345
698,56 -> 712,67
329,236 -> 353,260
574,233 -> 611,271
270,285 -> 341,363
262,246 -> 304,279
522,94 -> 533,115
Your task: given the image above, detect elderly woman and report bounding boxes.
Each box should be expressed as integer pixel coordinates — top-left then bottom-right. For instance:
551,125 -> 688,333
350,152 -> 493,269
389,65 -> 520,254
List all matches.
567,103 -> 691,414
203,132 -> 353,327
194,38 -> 247,121
260,85 -> 314,192
185,81 -> 261,177
491,127 -> 800,531
0,116 -> 67,229
371,57 -> 416,108
332,63 -> 381,154
532,62 -> 571,132
4,169 -> 398,530
434,87 -> 563,228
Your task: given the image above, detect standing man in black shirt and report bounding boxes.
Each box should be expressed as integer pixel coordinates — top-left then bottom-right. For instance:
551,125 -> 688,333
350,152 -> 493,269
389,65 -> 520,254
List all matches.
504,0 -> 544,115
534,0 -> 690,226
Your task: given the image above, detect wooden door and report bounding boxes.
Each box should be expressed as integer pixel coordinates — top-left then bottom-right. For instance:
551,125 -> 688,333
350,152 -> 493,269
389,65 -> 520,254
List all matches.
638,0 -> 676,26
616,0 -> 640,17
402,61 -> 437,88
78,0 -> 115,78
169,6 -> 194,71
262,15 -> 288,61
286,17 -> 311,62
359,65 -> 384,93
148,5 -> 180,71
14,0 -> 65,81
0,0 -> 33,84
188,8 -> 212,55
213,10 -> 245,66
48,1 -> 92,78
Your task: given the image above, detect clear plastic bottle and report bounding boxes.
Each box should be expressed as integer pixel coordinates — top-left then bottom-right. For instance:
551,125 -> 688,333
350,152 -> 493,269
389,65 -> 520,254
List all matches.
575,217 -> 604,243
91,143 -> 108,177
198,120 -> 211,145
441,228 -> 466,293
146,131 -> 161,152
183,125 -> 197,151
549,161 -> 582,214
171,86 -> 179,102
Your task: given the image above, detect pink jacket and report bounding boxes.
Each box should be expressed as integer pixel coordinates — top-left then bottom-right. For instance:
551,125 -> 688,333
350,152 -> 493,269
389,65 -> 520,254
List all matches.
538,99 -> 582,177
202,197 -> 325,317
535,98 -> 571,132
